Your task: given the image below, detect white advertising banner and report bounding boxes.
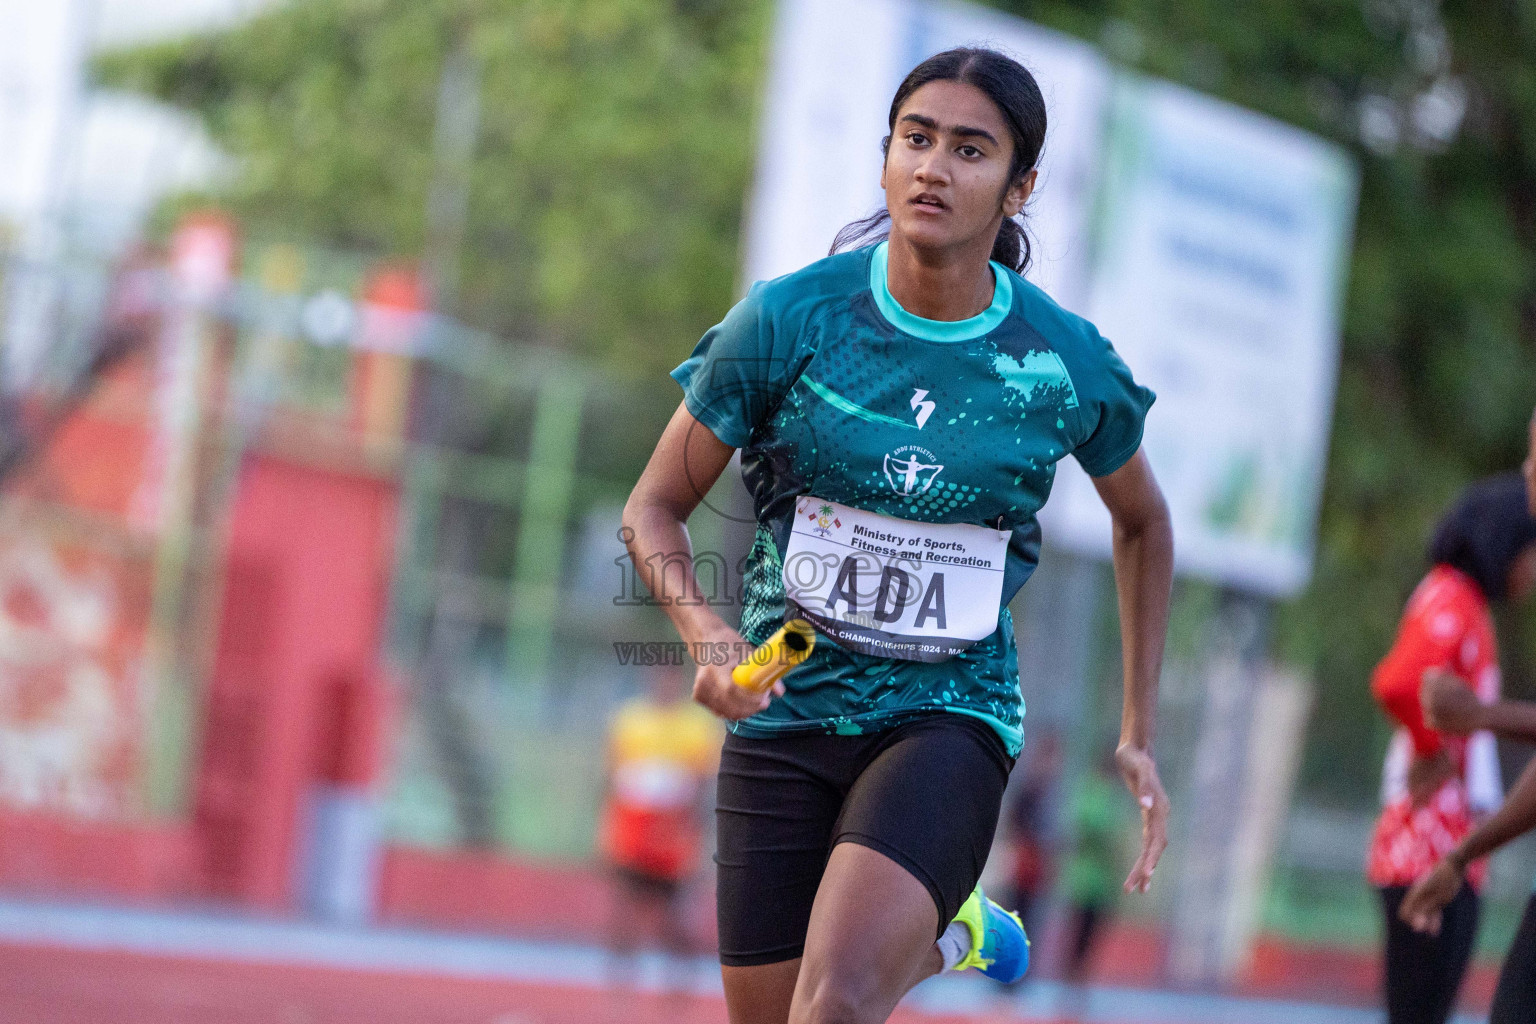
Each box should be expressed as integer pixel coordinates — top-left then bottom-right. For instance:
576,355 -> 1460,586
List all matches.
0,2 -> 86,231
0,0 -> 89,389
1039,79 -> 1358,596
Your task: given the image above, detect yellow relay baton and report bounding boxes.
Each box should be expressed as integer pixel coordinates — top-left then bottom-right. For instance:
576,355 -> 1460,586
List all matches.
731,618 -> 816,693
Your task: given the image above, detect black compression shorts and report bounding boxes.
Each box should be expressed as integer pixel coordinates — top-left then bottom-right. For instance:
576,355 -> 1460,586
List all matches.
714,712 -> 1013,967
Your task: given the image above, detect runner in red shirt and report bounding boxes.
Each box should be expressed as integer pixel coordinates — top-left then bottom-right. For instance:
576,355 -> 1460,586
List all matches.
1367,473 -> 1536,1024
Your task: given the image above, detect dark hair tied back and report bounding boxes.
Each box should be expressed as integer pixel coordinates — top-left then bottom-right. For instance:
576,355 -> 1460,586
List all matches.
1427,473 -> 1536,601
830,47 -> 1047,274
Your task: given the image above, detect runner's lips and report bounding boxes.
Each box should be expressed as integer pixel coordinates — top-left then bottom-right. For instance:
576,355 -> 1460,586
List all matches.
910,193 -> 948,211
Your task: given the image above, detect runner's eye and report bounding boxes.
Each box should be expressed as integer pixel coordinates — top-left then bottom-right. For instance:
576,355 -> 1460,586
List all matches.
906,132 -> 930,147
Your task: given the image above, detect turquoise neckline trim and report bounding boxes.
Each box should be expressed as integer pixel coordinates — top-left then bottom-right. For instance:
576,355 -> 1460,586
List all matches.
869,241 -> 1012,342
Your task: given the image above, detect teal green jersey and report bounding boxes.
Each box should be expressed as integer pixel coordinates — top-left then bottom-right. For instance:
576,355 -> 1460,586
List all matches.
671,242 -> 1153,755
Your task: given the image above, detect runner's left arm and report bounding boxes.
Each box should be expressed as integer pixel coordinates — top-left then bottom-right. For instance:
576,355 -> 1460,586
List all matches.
623,402 -> 782,721
1090,448 -> 1174,895
1401,754 -> 1536,934
1423,671 -> 1536,743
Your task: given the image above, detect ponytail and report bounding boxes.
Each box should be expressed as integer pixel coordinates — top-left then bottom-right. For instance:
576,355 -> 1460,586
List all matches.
991,216 -> 1026,274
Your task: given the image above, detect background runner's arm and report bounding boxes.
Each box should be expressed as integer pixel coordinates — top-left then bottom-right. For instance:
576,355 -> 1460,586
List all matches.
1090,448 -> 1175,894
623,401 -> 779,720
1422,671 -> 1536,742
1450,755 -> 1536,871
1479,701 -> 1536,741
1400,754 -> 1536,934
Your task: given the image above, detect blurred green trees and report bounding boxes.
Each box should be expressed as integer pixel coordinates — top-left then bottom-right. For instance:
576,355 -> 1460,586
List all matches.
99,0 -> 1536,805
97,0 -> 767,384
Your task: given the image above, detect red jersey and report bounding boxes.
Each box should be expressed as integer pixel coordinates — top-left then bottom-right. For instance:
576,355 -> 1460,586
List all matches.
1370,566 -> 1498,758
1367,566 -> 1502,889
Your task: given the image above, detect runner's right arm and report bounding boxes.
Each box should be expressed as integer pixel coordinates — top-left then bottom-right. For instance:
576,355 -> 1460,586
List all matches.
622,401 -> 783,721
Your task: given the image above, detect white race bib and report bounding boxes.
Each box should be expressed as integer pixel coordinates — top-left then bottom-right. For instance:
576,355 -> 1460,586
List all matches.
783,496 -> 1010,663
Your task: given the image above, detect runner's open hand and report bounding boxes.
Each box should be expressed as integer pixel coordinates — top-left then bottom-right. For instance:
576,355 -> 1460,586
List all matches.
1116,743 -> 1170,894
1399,858 -> 1462,936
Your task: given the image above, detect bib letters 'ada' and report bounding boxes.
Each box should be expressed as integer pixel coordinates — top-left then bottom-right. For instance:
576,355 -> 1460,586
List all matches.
672,241 -> 1153,755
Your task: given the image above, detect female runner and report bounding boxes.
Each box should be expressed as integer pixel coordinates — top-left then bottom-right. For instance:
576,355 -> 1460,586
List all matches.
1399,416 -> 1536,1024
622,47 -> 1174,1024
1366,472 -> 1536,1024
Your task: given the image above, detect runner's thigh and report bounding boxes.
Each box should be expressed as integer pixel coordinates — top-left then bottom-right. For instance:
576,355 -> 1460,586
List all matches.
716,731 -> 852,966
833,713 -> 1013,934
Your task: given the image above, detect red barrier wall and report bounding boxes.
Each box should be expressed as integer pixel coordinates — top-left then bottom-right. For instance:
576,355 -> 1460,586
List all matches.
192,456 -> 397,910
0,810 -> 194,900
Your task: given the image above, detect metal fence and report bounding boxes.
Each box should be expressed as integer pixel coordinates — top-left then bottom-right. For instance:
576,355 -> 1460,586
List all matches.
0,235 -> 708,862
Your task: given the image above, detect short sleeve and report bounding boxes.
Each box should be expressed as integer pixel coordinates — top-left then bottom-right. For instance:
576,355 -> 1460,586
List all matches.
1379,729 -> 1410,804
1370,598 -> 1469,757
670,282 -> 802,449
1466,730 -> 1503,812
1071,332 -> 1155,478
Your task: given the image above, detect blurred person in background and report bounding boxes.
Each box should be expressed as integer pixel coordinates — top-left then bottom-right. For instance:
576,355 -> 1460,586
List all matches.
599,665 -> 722,991
1366,472 -> 1536,1024
1399,422 -> 1536,1024
623,46 -> 1173,1024
999,729 -> 1064,981
1059,745 -> 1129,988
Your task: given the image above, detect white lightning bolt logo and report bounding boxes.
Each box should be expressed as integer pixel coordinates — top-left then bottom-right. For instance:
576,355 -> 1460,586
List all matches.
910,388 -> 935,429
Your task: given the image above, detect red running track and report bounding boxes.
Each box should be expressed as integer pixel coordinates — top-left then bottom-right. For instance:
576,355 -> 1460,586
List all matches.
0,942 -> 1009,1024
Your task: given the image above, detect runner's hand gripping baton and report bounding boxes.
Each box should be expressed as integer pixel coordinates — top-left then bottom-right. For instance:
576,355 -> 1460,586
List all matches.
731,619 -> 816,693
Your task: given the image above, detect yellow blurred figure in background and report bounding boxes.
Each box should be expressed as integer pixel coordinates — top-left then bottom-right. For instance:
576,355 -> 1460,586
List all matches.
600,666 -> 722,989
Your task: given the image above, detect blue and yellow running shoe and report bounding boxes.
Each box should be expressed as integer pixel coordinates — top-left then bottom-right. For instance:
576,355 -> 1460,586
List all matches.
951,886 -> 1030,983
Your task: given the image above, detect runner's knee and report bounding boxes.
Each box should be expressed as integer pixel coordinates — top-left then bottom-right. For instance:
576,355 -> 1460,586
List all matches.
792,972 -> 888,1024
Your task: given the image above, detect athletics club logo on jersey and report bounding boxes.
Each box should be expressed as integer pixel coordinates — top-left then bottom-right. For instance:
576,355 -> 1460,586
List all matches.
883,445 -> 944,497
807,503 -> 842,538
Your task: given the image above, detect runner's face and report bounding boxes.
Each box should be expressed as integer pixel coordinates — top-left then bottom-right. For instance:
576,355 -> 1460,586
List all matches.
881,81 -> 1033,255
